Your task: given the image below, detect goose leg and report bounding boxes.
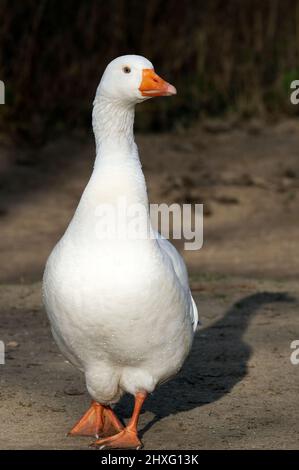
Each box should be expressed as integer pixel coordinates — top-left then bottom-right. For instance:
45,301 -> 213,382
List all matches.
90,391 -> 147,449
68,401 -> 124,438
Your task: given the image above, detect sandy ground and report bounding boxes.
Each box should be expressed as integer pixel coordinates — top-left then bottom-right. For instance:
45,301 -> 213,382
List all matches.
0,120 -> 299,449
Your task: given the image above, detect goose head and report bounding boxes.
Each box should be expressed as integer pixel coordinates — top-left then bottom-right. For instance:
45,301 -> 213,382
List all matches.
96,55 -> 176,105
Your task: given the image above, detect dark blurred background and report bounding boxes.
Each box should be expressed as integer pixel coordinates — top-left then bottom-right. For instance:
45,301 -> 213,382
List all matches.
0,0 -> 298,283
0,0 -> 299,145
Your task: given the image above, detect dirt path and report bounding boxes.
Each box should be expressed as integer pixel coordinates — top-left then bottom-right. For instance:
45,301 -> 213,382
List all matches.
0,121 -> 298,449
0,120 -> 299,284
0,277 -> 298,450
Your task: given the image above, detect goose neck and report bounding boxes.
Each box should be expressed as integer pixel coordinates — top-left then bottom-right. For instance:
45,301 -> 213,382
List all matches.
92,94 -> 136,161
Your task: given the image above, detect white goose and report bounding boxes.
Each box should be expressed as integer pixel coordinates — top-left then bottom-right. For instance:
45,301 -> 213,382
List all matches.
43,55 -> 199,449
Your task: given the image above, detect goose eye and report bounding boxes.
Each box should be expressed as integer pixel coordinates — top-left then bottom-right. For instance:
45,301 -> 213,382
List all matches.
123,66 -> 131,74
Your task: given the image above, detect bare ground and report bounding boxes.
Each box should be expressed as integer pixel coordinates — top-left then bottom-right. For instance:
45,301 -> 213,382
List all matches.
0,120 -> 299,449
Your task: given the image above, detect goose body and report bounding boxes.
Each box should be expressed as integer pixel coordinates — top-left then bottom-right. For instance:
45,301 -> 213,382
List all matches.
43,55 -> 198,448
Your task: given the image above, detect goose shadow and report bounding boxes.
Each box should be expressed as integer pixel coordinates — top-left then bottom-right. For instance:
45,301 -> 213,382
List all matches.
115,291 -> 295,435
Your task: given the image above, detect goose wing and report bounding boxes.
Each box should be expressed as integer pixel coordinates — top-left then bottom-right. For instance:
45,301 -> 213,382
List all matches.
155,232 -> 199,331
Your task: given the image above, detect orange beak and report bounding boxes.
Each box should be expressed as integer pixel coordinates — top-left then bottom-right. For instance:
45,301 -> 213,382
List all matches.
139,69 -> 177,97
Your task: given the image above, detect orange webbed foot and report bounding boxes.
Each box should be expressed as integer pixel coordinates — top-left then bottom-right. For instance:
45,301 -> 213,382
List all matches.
90,428 -> 143,450
68,401 -> 123,438
90,392 -> 147,449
